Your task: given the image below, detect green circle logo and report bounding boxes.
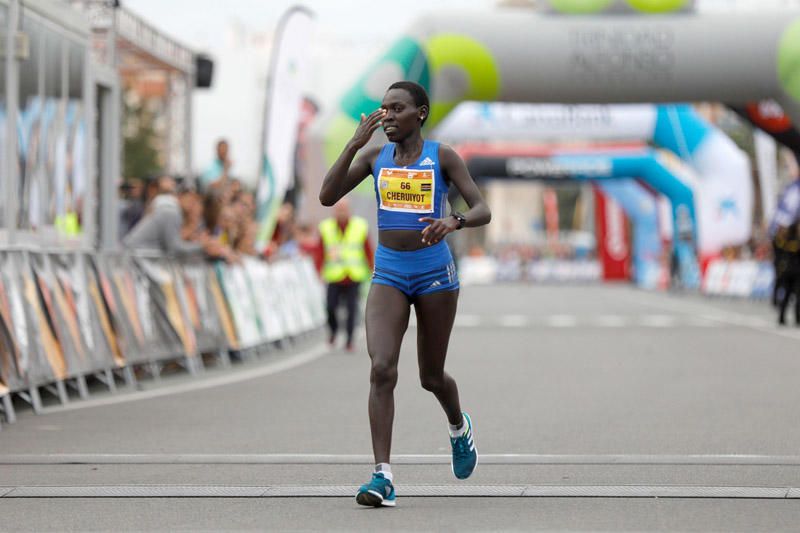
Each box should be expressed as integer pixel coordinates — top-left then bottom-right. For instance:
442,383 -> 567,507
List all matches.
626,0 -> 689,13
424,34 -> 501,127
548,0 -> 614,14
778,18 -> 800,104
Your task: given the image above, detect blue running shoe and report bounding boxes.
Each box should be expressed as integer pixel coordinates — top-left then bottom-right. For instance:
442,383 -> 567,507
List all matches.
451,412 -> 478,479
355,472 -> 396,507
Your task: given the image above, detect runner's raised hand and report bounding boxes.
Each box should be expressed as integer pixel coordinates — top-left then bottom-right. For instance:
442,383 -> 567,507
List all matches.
349,109 -> 387,150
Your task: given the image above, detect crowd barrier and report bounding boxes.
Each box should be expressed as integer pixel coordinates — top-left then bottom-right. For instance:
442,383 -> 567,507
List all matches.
0,249 -> 325,426
701,259 -> 775,300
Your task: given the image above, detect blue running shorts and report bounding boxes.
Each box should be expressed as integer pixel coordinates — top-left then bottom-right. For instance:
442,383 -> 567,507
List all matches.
372,241 -> 459,300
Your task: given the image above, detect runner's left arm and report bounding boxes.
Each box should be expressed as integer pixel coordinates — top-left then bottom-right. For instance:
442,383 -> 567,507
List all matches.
419,144 -> 491,245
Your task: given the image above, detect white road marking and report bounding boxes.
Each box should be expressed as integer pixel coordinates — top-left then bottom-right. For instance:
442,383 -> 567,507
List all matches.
546,315 -> 579,327
617,291 -> 800,342
497,314 -> 528,327
592,315 -> 627,328
0,484 -> 796,499
453,314 -> 481,327
37,344 -> 330,414
4,453 -> 800,465
638,315 -> 677,328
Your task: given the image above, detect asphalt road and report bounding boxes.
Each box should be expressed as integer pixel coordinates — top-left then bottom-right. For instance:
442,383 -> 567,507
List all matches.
2,284 -> 799,531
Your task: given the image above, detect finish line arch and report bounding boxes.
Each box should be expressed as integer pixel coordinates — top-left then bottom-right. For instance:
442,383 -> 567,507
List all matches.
307,6 -> 776,231
436,102 -> 752,260
465,149 -> 701,288
452,143 -> 666,288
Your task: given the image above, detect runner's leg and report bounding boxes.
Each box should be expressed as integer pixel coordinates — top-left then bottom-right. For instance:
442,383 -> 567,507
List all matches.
365,283 -> 410,463
414,289 -> 462,425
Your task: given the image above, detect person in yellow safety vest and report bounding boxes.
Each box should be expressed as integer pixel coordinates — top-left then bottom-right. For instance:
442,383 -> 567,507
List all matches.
319,198 -> 373,351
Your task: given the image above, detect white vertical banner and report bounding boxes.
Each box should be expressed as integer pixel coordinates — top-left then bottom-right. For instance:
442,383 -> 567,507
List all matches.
753,129 -> 778,226
255,6 -> 315,251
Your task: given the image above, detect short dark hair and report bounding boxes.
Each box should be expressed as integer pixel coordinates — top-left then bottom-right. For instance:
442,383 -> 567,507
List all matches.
387,81 -> 430,126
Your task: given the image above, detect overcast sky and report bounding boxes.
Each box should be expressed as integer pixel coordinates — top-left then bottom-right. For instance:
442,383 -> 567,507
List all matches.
123,0 -> 497,53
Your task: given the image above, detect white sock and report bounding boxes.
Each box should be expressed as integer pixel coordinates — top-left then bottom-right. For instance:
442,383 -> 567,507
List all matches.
448,415 -> 468,438
375,463 -> 393,482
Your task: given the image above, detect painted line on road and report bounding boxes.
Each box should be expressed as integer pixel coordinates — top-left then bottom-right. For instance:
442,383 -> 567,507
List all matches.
618,291 -> 800,342
593,315 -> 627,328
547,315 -> 579,327
37,343 -> 330,415
637,315 -> 677,328
0,484 -> 796,499
497,315 -> 529,327
5,453 -> 800,466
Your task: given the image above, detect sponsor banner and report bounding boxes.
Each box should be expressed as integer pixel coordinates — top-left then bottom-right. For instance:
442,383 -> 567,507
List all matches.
241,258 -> 285,343
433,103 -> 657,144
270,261 -> 304,337
136,257 -> 198,359
217,262 -> 263,349
754,130 -> 779,225
30,253 -> 92,377
0,252 -> 32,390
596,180 -> 664,289
255,7 -> 315,250
702,259 -> 774,300
206,265 -> 239,350
594,188 -> 631,281
182,260 -> 228,353
97,254 -> 151,365
17,251 -> 67,383
93,254 -> 140,365
295,257 -> 327,328
85,257 -> 125,368
0,251 -> 325,392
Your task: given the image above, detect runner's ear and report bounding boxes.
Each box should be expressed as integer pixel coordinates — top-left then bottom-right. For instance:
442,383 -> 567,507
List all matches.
419,105 -> 428,124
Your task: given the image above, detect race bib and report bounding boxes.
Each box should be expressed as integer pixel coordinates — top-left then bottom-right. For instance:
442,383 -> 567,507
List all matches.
377,168 -> 434,213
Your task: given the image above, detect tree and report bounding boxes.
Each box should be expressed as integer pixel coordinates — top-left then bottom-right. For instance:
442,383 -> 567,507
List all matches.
122,95 -> 162,180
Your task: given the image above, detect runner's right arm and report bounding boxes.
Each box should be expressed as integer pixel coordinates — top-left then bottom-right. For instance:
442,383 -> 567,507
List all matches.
319,109 -> 386,206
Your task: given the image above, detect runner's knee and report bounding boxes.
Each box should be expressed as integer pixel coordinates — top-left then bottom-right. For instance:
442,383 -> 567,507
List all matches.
370,361 -> 398,389
419,373 -> 445,394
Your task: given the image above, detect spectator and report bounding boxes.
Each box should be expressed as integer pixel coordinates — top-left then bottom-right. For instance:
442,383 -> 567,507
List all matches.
199,139 -> 232,192
769,152 -> 800,305
123,176 -> 204,256
178,186 -> 205,242
774,222 -> 800,326
231,190 -> 258,256
118,177 -> 146,239
318,198 -> 373,351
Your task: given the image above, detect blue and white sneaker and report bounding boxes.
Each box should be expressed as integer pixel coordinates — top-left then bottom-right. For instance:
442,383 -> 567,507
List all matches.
355,472 -> 396,507
450,412 -> 478,479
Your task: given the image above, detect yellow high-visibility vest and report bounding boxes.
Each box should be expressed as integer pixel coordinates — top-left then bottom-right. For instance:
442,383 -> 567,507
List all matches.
319,216 -> 370,283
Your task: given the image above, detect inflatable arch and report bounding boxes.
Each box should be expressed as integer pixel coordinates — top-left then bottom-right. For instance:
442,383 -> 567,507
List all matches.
307,4 -> 783,221
452,142 -> 665,288
595,180 -> 663,289
434,102 -> 752,261
465,148 -> 701,287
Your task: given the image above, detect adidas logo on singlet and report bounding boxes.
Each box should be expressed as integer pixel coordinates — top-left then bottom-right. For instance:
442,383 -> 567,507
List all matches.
419,157 -> 435,166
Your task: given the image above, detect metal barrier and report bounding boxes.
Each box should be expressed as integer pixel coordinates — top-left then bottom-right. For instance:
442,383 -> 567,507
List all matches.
0,249 -> 326,421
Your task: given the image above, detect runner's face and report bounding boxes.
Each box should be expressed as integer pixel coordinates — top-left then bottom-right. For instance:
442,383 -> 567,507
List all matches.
380,89 -> 424,142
